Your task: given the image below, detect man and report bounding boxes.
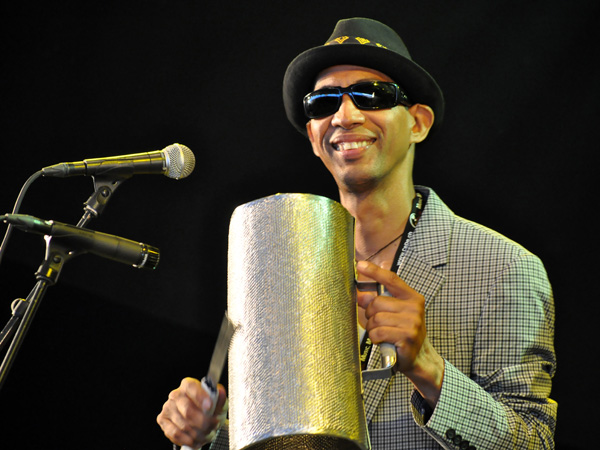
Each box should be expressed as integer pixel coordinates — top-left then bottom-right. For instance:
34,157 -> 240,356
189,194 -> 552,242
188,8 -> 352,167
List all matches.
157,17 -> 557,449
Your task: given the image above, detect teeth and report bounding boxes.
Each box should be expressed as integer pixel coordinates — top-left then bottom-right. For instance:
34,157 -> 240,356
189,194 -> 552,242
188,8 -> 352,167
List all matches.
335,140 -> 372,151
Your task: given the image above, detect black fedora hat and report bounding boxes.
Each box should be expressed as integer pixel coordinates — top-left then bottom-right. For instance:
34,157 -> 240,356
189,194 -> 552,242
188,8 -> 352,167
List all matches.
283,17 -> 444,137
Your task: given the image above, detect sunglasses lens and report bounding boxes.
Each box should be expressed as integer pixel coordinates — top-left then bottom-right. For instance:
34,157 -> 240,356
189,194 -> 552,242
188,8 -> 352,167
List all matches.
304,89 -> 341,119
351,83 -> 398,109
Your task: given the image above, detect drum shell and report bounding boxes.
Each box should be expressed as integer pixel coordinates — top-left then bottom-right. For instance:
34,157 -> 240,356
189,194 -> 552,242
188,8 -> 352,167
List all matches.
227,194 -> 369,450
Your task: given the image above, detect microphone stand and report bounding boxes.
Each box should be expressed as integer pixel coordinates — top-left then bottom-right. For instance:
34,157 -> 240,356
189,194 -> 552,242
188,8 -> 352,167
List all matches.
0,174 -> 129,391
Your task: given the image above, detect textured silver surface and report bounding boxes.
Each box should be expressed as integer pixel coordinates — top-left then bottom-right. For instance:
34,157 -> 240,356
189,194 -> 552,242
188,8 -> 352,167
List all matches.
227,194 -> 369,450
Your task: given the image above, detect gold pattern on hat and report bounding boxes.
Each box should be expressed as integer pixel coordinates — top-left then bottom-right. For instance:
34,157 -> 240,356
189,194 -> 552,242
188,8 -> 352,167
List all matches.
333,36 -> 349,44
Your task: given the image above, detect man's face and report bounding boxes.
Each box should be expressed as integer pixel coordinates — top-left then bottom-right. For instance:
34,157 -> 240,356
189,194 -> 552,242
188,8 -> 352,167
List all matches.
306,65 -> 418,193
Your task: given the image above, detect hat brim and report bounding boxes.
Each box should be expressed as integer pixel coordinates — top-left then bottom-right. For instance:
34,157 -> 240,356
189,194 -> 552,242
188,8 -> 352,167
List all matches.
283,44 -> 444,137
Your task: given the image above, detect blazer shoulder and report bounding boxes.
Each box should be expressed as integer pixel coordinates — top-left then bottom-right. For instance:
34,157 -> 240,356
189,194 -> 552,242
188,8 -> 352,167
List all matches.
416,187 -> 545,271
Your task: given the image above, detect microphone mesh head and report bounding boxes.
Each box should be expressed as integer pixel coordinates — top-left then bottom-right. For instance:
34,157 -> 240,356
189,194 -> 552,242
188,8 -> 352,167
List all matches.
163,143 -> 196,179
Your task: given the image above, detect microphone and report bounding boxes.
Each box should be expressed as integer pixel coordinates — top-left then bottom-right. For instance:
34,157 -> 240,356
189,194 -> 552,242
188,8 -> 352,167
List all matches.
40,143 -> 195,180
2,214 -> 160,270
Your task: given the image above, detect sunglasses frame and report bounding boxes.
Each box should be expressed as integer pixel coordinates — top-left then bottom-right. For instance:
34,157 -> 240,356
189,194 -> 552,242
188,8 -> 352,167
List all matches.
303,81 -> 412,119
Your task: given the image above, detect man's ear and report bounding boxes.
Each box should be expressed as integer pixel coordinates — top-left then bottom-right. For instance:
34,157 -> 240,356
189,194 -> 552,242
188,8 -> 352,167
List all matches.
408,104 -> 435,143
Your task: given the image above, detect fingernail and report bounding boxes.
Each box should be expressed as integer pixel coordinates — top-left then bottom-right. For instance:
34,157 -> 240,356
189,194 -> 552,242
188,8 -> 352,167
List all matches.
356,261 -> 368,270
202,397 -> 212,412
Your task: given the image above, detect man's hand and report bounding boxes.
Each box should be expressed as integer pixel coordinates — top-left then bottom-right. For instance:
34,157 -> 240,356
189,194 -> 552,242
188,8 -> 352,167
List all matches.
356,260 -> 444,407
157,377 -> 228,449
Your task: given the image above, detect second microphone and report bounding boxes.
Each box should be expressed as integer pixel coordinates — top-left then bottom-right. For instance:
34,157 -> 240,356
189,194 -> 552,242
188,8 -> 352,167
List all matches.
2,214 -> 160,270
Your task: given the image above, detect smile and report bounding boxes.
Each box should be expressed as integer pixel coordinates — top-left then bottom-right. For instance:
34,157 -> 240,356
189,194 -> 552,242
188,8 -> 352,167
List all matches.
333,139 -> 375,151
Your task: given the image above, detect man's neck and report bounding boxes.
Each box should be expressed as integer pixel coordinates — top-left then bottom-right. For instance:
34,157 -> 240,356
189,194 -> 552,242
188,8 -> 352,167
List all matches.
341,181 -> 416,261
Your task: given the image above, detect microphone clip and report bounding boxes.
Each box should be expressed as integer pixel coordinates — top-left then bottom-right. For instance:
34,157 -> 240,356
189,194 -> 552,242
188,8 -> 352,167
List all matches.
35,236 -> 78,286
83,175 -> 129,219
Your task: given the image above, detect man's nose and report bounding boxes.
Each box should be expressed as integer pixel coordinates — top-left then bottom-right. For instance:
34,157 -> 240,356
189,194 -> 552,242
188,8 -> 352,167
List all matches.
331,94 -> 366,128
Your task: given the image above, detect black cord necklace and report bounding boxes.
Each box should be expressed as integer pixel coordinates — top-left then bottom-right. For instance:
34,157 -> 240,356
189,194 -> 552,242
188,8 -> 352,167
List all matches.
359,193 -> 424,263
364,233 -> 403,262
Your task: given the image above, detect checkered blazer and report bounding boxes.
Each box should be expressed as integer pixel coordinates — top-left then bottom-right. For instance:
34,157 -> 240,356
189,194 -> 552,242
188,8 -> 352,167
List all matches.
208,186 -> 557,450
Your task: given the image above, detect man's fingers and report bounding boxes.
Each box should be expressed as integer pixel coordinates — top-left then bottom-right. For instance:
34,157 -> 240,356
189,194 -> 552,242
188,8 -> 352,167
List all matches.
356,290 -> 376,310
157,377 -> 228,449
157,404 -> 201,447
180,377 -> 206,409
356,260 -> 412,299
367,311 -> 422,339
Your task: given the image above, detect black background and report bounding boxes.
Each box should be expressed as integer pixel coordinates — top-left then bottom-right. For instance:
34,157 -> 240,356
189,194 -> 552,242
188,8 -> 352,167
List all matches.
0,1 -> 597,449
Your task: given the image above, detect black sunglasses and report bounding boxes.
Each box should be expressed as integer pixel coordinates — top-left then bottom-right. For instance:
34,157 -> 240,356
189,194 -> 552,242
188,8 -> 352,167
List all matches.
303,81 -> 412,119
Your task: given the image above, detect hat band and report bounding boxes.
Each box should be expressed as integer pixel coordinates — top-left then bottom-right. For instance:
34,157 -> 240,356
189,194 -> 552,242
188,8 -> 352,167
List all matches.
325,35 -> 389,49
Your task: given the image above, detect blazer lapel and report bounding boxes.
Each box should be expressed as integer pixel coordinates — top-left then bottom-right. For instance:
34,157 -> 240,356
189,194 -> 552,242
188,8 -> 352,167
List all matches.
363,253 -> 446,423
362,187 -> 451,423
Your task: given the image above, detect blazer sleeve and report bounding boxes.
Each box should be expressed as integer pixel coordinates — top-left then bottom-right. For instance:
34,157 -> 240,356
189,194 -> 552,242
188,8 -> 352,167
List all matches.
411,253 -> 557,449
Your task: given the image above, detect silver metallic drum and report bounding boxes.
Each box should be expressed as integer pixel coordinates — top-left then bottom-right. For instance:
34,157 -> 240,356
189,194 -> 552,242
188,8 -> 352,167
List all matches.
227,194 -> 370,450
